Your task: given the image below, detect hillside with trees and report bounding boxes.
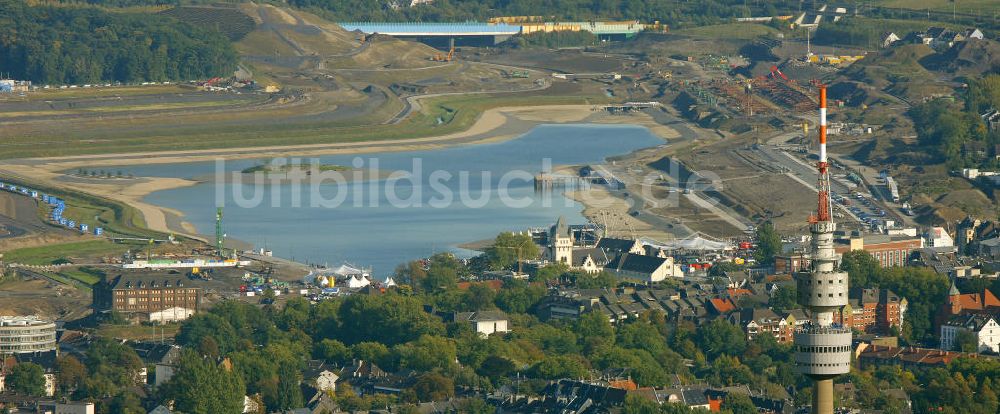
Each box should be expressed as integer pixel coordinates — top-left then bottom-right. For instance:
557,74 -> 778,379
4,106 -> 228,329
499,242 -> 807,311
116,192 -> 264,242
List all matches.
0,1 -> 238,84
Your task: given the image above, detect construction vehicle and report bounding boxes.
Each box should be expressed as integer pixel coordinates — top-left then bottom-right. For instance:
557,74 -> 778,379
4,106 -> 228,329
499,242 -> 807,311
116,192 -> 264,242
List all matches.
768,65 -> 789,81
431,42 -> 456,62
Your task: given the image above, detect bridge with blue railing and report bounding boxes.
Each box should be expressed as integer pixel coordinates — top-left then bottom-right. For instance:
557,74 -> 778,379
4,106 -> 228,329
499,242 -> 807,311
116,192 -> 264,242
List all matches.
338,21 -> 650,46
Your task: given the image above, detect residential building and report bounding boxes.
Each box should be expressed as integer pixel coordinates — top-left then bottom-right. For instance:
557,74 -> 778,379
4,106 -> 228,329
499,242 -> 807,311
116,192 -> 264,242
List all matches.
834,233 -> 923,268
315,370 -> 339,392
926,227 -> 955,249
732,308 -> 794,343
982,109 -> 1000,132
980,237 -> 1000,259
940,313 -> 1000,353
0,316 -> 56,355
453,311 -> 509,336
606,253 -> 680,282
128,342 -> 180,388
595,237 -> 644,256
939,282 -> 1000,325
94,273 -> 203,323
857,344 -> 995,370
36,401 -> 95,414
570,247 -> 609,274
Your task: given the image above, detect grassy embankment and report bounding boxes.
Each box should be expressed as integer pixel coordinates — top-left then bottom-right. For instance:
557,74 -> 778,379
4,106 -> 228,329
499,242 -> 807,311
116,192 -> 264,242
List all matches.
0,92 -> 605,159
0,176 -> 173,266
3,240 -> 126,265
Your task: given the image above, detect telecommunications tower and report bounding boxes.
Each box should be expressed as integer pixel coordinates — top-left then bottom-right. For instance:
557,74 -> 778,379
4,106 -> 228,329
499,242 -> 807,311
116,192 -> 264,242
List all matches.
793,85 -> 852,414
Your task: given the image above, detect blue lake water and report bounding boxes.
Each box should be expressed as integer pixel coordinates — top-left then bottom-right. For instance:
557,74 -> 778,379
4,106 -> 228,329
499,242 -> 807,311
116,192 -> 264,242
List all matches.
122,124 -> 664,275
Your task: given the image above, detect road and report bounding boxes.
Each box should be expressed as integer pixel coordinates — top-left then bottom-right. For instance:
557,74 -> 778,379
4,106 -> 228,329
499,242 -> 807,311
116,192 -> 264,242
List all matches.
757,131 -> 902,228
387,66 -> 551,125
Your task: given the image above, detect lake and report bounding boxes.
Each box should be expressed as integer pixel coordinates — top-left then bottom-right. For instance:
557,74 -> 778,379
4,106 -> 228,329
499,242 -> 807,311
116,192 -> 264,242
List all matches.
122,124 -> 664,275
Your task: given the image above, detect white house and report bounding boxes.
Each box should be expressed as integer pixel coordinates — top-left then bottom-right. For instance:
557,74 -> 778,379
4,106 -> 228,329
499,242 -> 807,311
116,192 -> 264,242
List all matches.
940,313 -> 1000,353
315,370 -> 339,392
926,227 -> 954,249
570,247 -> 610,274
454,311 -> 509,336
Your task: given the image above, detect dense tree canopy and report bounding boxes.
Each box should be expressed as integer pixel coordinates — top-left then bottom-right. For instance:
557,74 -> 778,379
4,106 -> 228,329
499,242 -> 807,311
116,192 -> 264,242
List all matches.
162,350 -> 247,414
0,1 -> 237,84
7,363 -> 46,396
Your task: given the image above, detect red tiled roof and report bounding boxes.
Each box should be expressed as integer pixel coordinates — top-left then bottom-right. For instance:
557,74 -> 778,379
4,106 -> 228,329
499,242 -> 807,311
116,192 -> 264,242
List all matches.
727,288 -> 752,298
708,298 -> 736,314
608,379 -> 638,391
456,280 -> 504,291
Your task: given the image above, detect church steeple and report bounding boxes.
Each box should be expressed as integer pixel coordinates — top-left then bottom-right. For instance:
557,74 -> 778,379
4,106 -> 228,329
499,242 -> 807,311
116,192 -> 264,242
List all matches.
949,279 -> 961,296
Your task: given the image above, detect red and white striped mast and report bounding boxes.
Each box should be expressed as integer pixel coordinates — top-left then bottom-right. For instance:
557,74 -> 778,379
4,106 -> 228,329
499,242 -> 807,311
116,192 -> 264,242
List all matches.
812,85 -> 833,224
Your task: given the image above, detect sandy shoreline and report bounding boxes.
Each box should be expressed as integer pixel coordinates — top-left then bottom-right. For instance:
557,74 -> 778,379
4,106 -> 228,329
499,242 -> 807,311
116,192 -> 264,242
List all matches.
0,104 -> 680,242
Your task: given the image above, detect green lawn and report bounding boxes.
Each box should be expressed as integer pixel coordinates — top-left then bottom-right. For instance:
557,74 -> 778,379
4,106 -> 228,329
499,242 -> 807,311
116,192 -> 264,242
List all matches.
55,267 -> 105,286
3,240 -> 128,265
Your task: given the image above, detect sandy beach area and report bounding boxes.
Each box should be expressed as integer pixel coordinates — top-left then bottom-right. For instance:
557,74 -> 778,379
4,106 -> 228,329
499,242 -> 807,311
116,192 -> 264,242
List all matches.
0,104 -> 680,240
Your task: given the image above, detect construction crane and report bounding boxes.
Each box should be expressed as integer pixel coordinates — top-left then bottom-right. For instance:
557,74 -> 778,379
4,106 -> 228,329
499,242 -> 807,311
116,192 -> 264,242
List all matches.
768,65 -> 789,81
215,207 -> 225,258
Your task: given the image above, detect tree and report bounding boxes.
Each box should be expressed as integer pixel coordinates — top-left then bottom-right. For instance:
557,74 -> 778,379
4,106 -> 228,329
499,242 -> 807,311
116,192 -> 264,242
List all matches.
533,262 -> 568,284
164,350 -> 246,414
56,355 -> 86,394
571,270 -> 618,289
393,335 -> 458,371
176,313 -> 239,355
351,342 -> 391,365
753,221 -> 781,266
721,393 -> 757,414
955,330 -> 979,353
455,398 -> 493,414
708,261 -> 741,278
769,285 -> 798,312
0,2 -> 238,84
623,394 -> 661,414
423,253 -> 462,292
495,280 -> 545,314
840,250 -> 882,288
273,364 -> 304,411
7,363 -> 45,396
575,311 -> 615,350
396,260 -> 428,293
410,373 -> 454,402
108,391 -> 145,414
476,355 -> 515,379
694,319 -> 747,360
337,294 -> 445,345
485,232 -> 539,270
529,355 -> 588,379
314,339 -> 351,364
462,284 -> 497,311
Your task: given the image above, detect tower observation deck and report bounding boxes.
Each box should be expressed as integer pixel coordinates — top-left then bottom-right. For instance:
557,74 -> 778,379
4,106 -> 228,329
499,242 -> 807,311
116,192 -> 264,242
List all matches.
794,85 -> 851,414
